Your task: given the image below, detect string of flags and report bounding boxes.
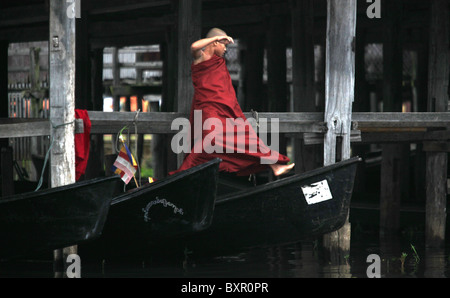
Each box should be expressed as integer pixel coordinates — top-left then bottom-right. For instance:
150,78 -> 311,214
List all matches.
111,134 -> 139,186
111,132 -> 156,186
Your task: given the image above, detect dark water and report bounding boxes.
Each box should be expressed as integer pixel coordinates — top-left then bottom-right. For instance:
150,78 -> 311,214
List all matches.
1,224 -> 449,279
0,193 -> 448,280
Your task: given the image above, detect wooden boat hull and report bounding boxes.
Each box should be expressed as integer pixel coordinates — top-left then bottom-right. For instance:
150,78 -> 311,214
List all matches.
185,157 -> 361,252
98,158 -> 221,247
0,176 -> 120,260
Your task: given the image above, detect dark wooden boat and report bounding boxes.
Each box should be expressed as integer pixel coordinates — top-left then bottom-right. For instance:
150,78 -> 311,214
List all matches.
96,158 -> 221,250
184,157 -> 361,253
0,175 -> 120,260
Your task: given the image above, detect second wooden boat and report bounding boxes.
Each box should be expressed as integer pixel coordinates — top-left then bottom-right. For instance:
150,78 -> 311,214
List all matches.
183,157 -> 361,253
96,158 -> 222,249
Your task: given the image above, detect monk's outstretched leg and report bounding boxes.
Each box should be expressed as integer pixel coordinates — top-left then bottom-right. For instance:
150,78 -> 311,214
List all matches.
269,163 -> 295,176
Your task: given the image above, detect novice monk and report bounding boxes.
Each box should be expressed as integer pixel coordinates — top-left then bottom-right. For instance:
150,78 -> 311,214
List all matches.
169,28 -> 295,177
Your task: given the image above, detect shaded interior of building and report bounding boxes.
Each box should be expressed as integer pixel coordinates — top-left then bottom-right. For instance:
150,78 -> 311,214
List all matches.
1,0 -> 449,237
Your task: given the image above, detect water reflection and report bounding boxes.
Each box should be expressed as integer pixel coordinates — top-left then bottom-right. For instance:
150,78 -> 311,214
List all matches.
1,230 -> 449,278
423,248 -> 447,278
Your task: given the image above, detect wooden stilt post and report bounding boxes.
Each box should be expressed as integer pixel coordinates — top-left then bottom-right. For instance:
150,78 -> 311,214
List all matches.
237,42 -> 246,109
291,0 -> 321,174
156,41 -> 171,178
84,48 -> 105,179
1,147 -> 14,197
0,40 -> 8,150
112,47 -> 120,112
243,34 -> 265,112
379,0 -> 405,238
111,47 -> 120,154
425,0 -> 449,248
162,30 -> 178,174
175,0 -> 201,168
266,12 -> 288,157
0,40 -> 9,185
267,13 -> 287,115
352,27 -> 370,195
75,2 -> 91,110
412,45 -> 428,204
322,0 -> 357,261
49,0 -> 77,276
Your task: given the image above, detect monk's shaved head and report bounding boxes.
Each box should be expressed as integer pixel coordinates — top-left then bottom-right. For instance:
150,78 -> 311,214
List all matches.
206,28 -> 227,38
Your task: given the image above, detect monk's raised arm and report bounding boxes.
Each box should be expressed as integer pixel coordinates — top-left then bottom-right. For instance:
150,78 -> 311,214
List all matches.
190,35 -> 234,61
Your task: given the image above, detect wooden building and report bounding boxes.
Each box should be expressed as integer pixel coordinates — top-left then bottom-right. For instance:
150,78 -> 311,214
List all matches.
0,0 -> 449,256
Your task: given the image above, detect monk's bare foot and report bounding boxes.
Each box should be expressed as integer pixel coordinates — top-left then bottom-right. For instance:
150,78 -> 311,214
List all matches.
269,163 -> 295,176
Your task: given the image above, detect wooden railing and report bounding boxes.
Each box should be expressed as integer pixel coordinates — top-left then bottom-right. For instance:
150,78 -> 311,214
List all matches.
1,111 -> 449,147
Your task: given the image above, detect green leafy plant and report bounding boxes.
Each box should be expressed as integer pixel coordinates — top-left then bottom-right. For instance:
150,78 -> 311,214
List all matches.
410,244 -> 420,263
400,252 -> 408,273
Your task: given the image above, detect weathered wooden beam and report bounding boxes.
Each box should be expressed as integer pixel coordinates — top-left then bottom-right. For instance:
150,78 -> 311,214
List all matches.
360,130 -> 450,144
0,119 -> 50,138
425,0 -> 450,248
304,130 -> 361,145
1,112 -> 450,138
323,0 -> 356,165
89,109 -> 172,136
49,0 -> 76,185
0,118 -> 85,138
86,111 -> 328,135
49,0 -> 77,268
322,0 -> 357,260
354,112 -> 450,128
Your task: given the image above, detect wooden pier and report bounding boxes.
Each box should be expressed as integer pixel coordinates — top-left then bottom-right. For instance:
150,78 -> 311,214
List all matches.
0,0 -> 448,259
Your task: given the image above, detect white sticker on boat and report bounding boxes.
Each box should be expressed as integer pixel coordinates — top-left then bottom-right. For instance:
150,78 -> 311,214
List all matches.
301,180 -> 333,205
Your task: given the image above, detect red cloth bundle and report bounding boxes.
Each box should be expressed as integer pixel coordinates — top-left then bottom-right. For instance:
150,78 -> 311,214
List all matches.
75,109 -> 91,180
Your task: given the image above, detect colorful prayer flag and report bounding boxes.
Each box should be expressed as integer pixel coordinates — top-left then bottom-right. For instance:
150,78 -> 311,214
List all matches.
111,142 -> 138,184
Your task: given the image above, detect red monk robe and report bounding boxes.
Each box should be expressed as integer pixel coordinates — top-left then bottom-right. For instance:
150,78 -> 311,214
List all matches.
169,54 -> 290,176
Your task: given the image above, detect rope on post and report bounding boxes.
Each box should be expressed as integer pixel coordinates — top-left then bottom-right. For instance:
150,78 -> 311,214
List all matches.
35,120 -> 75,192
